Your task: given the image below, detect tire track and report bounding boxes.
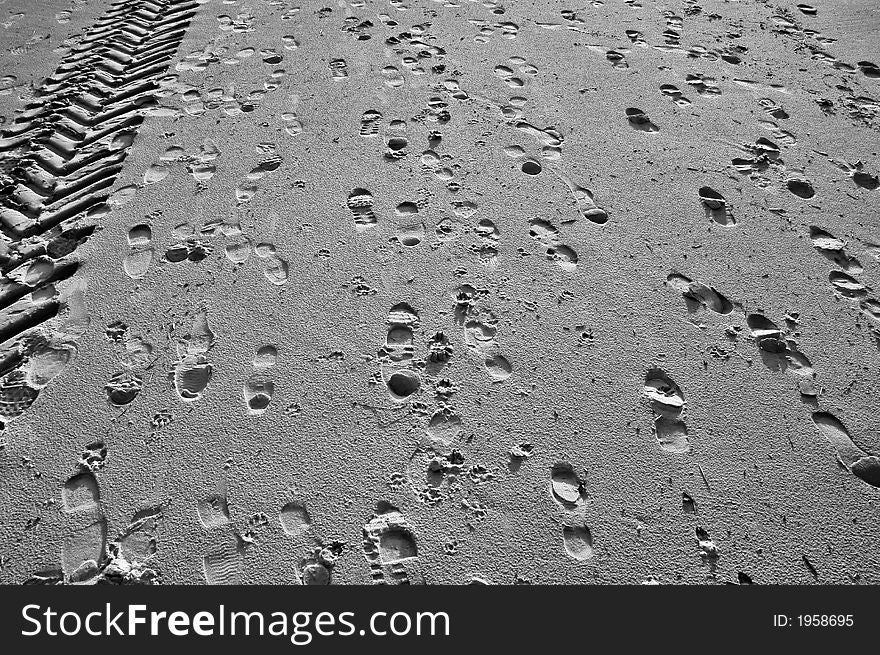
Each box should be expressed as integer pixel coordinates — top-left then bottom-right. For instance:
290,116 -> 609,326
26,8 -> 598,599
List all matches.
0,0 -> 198,429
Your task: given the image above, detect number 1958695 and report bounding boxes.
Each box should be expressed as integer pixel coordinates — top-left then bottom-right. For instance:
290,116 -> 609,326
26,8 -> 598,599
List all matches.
774,615 -> 854,627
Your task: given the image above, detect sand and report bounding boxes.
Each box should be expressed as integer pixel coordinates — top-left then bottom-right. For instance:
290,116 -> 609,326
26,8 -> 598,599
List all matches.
0,0 -> 878,585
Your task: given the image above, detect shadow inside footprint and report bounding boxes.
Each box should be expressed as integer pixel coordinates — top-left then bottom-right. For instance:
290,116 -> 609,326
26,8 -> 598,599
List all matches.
626,107 -> 659,132
562,524 -> 594,561
699,186 -> 736,226
550,462 -> 586,509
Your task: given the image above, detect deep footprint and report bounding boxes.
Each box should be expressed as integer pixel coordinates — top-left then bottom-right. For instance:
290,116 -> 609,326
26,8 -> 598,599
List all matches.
812,412 -> 880,487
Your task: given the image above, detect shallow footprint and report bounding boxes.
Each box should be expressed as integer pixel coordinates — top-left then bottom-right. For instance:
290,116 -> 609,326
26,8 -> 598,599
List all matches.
173,310 -> 214,402
63,471 -> 99,513
547,244 -> 578,271
562,524 -> 594,561
654,415 -> 690,454
123,224 -> 154,279
63,519 -> 107,583
203,537 -> 245,584
243,345 -> 276,415
279,502 -> 311,536
550,462 -> 586,509
197,494 -> 230,529
382,65 -> 404,88
484,353 -> 512,381
255,243 -> 289,285
643,368 -> 690,453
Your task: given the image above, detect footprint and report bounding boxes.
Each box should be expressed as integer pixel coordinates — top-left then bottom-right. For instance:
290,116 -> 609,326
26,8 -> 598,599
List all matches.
549,168 -> 609,224
243,345 -> 276,415
809,227 -> 862,272
562,523 -> 594,561
360,109 -> 383,136
829,271 -> 867,299
105,371 -> 144,407
386,370 -> 421,400
550,462 -> 586,509
105,506 -> 163,583
786,178 -> 815,199
122,224 -> 154,279
203,537 -> 245,584
686,74 -> 721,96
857,61 -> 880,78
224,238 -> 251,265
484,353 -> 512,382
197,494 -> 230,529
698,187 -> 736,226
625,29 -> 647,46
282,111 -> 304,136
362,504 -> 420,584
382,65 -> 404,88
255,243 -> 289,285
654,416 -> 690,454
424,409 -> 463,447
393,203 -> 425,247
521,159 -> 542,175
347,188 -> 378,232
63,519 -> 108,583
606,50 -> 628,69
198,489 -> 245,584
660,83 -> 691,106
758,97 -> 789,120
426,331 -> 454,374
380,303 -> 419,364
472,218 -> 500,268
62,471 -> 99,513
666,273 -> 734,315
746,314 -> 817,395
61,470 -> 106,583
378,303 -> 422,400
625,107 -> 659,132
105,328 -> 153,407
515,122 -> 564,147
758,119 -> 797,145
279,502 -> 311,536
384,122 -> 409,161
143,163 -> 170,186
172,310 -> 214,402
812,412 -> 880,487
797,3 -> 817,16
329,58 -> 349,79
828,159 -> 879,190
696,527 -> 720,561
298,557 -> 331,585
527,218 -> 579,270
643,368 -> 685,410
463,318 -> 498,353
643,368 -> 690,453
